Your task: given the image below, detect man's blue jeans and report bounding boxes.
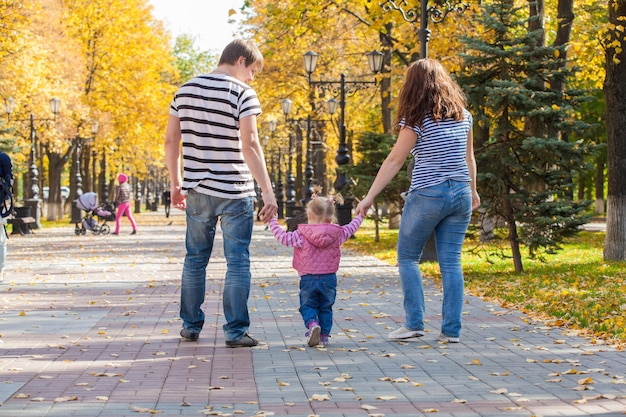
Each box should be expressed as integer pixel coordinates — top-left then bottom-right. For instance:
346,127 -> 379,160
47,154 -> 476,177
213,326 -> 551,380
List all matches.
180,190 -> 254,342
397,180 -> 472,338
299,273 -> 337,336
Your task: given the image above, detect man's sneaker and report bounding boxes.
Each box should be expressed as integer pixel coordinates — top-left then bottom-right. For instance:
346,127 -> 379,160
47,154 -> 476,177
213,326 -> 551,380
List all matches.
320,334 -> 330,347
388,326 -> 425,340
438,333 -> 460,343
225,333 -> 259,348
306,321 -> 321,347
180,328 -> 199,341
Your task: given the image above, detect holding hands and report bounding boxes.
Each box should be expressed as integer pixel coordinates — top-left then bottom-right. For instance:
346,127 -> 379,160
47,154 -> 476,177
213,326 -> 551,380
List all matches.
354,196 -> 374,218
258,190 -> 278,223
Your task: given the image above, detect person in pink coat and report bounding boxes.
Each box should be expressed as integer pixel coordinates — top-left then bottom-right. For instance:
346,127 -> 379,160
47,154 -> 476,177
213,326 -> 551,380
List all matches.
113,173 -> 137,235
268,195 -> 363,347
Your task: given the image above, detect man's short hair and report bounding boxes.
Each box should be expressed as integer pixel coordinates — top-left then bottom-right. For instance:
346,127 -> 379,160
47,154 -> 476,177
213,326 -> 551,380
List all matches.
218,39 -> 264,71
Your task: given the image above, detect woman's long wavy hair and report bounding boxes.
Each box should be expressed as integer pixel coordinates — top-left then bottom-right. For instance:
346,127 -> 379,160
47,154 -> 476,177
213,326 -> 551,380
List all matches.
394,58 -> 467,132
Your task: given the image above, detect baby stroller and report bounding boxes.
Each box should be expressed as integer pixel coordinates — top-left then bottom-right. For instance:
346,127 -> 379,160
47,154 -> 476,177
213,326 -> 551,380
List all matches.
74,192 -> 114,235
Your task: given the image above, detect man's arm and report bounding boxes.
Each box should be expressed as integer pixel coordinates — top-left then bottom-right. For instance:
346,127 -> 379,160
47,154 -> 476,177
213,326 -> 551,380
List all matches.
164,113 -> 186,211
240,114 -> 277,222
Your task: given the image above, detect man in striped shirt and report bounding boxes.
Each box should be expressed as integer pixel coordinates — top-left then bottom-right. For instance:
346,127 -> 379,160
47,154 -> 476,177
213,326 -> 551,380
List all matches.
165,39 -> 277,348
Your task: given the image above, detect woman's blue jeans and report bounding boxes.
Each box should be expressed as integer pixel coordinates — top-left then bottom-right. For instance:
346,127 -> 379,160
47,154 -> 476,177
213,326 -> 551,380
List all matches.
180,190 -> 254,342
397,180 -> 472,338
299,273 -> 337,336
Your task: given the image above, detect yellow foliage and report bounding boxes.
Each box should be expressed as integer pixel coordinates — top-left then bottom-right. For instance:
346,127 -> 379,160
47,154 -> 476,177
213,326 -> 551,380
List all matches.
0,0 -> 177,200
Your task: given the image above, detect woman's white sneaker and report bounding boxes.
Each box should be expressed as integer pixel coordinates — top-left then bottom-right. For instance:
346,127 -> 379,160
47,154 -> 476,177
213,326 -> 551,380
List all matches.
438,333 -> 460,343
388,326 -> 425,339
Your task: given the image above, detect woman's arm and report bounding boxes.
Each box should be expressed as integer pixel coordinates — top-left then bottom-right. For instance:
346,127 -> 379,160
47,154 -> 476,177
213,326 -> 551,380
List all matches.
355,127 -> 417,217
466,129 -> 481,210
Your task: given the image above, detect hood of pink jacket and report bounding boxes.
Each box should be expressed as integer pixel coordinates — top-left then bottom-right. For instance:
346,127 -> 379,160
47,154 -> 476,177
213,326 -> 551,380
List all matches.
293,223 -> 344,275
297,223 -> 343,248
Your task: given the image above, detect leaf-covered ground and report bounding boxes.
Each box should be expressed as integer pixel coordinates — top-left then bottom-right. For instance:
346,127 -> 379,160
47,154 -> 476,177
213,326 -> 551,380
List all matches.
345,221 -> 626,346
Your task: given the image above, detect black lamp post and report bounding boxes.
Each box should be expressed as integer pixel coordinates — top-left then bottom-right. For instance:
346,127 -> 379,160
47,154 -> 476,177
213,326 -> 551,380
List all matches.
282,98 -> 321,205
303,50 -> 384,225
100,147 -> 109,202
303,115 -> 315,204
4,97 -> 61,201
379,0 -> 471,58
268,119 -> 285,219
115,136 -> 124,172
90,120 -> 99,196
70,137 -> 84,224
281,98 -> 299,219
71,119 -> 98,224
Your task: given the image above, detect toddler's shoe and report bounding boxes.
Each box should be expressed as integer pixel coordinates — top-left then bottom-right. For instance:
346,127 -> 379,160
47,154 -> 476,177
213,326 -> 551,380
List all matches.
320,334 -> 330,347
306,321 -> 321,347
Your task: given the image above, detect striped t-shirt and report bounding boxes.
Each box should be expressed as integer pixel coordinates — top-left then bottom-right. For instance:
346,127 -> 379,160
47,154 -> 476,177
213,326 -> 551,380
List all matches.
169,73 -> 262,199
404,109 -> 473,192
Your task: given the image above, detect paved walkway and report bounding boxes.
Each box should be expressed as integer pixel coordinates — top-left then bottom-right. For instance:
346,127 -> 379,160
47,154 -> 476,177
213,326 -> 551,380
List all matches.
0,211 -> 624,417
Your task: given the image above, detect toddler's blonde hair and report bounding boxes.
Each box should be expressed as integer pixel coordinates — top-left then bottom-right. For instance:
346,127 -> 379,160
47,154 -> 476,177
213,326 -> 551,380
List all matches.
306,194 -> 344,223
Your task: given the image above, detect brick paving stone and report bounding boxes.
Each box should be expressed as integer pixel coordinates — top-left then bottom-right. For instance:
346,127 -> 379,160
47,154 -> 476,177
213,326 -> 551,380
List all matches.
1,211 -> 624,416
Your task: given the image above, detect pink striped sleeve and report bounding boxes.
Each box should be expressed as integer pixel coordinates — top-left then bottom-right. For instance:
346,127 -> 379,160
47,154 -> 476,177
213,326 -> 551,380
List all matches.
340,214 -> 364,243
269,218 -> 303,247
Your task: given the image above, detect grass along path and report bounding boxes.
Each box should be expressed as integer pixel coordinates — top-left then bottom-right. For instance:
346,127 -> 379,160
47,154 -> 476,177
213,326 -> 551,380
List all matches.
344,221 -> 626,348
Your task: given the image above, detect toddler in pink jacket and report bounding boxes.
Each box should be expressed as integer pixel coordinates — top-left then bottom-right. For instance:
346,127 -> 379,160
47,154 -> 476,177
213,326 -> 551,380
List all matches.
268,196 -> 363,347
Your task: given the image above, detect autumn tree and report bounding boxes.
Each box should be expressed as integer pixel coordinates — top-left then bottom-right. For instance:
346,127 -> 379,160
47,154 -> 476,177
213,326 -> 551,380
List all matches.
240,0 -> 477,207
602,0 -> 626,261
458,0 -> 594,273
173,34 -> 217,84
243,1 -> 395,192
59,0 -> 176,220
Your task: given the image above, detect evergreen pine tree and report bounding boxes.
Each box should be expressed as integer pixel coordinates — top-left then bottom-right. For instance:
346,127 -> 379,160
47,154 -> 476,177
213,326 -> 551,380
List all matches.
456,0 -> 595,272
347,132 -> 410,241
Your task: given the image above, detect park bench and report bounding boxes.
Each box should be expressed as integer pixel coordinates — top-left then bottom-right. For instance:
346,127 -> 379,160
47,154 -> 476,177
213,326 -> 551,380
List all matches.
6,206 -> 36,235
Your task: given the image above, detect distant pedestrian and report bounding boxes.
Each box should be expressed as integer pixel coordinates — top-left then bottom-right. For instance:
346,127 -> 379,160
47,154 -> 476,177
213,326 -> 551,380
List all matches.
165,39 -> 277,348
162,189 -> 171,218
113,173 -> 137,235
268,195 -> 363,347
355,58 -> 480,343
0,151 -> 12,283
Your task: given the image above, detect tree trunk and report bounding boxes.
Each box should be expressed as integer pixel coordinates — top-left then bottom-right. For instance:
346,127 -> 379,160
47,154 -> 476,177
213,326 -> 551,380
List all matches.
524,0 -> 546,138
380,24 -> 393,135
503,192 -> 524,273
603,0 -> 626,261
528,0 -> 546,45
374,201 -> 380,243
595,157 -> 605,214
552,0 -> 575,76
388,202 -> 401,229
44,143 -> 73,221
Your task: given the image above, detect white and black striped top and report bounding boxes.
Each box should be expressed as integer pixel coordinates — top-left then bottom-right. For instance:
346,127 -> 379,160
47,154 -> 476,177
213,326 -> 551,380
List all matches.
170,73 -> 262,199
404,109 -> 473,192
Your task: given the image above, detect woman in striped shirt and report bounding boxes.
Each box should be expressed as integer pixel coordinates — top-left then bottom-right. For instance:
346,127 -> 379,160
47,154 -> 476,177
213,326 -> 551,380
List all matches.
355,58 -> 480,344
